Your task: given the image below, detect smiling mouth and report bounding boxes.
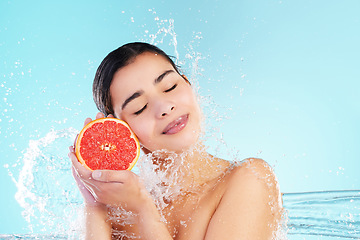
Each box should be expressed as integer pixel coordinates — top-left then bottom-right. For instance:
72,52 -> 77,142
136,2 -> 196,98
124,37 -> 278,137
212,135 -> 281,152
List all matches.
162,114 -> 189,135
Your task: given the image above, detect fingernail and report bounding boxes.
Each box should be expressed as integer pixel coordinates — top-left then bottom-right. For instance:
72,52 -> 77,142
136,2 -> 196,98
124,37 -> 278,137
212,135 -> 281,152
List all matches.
92,171 -> 102,179
69,146 -> 74,152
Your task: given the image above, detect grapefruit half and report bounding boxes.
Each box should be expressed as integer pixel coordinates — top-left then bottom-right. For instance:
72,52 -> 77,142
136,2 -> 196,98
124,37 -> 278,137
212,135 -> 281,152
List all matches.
75,118 -> 140,171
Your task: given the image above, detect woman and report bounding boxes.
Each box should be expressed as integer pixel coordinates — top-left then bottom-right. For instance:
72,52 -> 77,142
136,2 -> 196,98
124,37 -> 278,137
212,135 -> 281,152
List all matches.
68,42 -> 283,239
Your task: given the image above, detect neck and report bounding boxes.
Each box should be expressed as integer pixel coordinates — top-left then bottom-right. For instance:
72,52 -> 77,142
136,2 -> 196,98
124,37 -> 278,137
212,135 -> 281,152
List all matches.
147,142 -> 230,193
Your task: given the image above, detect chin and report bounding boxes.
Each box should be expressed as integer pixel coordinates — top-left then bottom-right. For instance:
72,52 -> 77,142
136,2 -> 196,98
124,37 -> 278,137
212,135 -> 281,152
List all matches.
148,138 -> 199,154
173,131 -> 201,153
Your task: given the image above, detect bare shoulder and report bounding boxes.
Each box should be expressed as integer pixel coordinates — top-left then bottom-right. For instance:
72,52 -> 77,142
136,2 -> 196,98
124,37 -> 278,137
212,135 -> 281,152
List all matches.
228,158 -> 278,184
205,158 -> 283,239
224,157 -> 281,210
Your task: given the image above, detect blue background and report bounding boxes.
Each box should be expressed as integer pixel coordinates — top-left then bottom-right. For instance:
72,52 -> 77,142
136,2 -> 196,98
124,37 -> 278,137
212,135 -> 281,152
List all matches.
1,0 -> 359,235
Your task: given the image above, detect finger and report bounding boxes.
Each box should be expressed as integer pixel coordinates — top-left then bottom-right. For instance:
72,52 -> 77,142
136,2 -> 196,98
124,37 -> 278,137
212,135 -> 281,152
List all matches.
69,151 -> 92,179
107,114 -> 114,118
69,153 -> 82,178
73,167 -> 101,201
76,170 -> 103,194
72,167 -> 86,189
71,158 -> 103,198
83,117 -> 92,127
69,145 -> 75,153
72,134 -> 79,148
92,169 -> 131,183
76,116 -> 94,147
69,152 -> 106,191
96,112 -> 105,119
83,182 -> 99,201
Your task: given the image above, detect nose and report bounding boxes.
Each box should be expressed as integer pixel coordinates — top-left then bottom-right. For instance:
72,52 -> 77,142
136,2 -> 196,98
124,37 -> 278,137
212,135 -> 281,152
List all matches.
162,106 -> 175,117
156,102 -> 175,118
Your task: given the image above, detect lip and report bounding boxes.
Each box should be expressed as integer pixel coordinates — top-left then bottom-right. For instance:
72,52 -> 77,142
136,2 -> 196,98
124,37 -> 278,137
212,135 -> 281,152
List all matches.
162,114 -> 189,135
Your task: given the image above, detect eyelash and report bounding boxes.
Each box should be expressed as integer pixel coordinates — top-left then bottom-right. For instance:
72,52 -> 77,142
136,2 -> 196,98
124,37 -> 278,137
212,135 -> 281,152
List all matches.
133,84 -> 177,115
134,104 -> 147,115
164,84 -> 177,93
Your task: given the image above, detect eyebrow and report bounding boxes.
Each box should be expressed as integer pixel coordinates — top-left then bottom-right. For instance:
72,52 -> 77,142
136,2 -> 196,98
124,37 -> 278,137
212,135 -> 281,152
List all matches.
121,70 -> 175,110
154,70 -> 174,84
121,91 -> 143,110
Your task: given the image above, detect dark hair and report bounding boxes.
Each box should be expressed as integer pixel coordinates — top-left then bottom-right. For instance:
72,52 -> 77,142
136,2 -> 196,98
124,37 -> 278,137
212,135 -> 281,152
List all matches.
93,42 -> 182,116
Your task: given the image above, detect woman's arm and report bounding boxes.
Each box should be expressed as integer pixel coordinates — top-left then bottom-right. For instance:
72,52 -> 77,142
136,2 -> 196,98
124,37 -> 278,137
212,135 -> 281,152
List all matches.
205,158 -> 283,240
84,204 -> 112,240
70,151 -> 112,240
68,112 -> 113,239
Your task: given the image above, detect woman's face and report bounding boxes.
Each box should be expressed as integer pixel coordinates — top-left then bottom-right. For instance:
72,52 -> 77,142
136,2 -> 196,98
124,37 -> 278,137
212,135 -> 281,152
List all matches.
110,52 -> 202,153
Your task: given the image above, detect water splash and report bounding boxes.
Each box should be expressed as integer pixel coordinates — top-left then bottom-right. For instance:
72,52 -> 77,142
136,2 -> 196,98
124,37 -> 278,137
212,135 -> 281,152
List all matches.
138,150 -> 187,212
283,190 -> 360,239
10,128 -> 83,237
107,147 -> 203,239
148,18 -> 179,63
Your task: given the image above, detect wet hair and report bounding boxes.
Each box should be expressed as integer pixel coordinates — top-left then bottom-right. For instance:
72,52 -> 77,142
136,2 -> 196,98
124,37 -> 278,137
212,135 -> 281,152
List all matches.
93,42 -> 183,116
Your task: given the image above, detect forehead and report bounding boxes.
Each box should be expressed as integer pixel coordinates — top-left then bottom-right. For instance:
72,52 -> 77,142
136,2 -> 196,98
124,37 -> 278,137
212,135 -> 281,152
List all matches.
113,52 -> 174,86
110,52 -> 175,109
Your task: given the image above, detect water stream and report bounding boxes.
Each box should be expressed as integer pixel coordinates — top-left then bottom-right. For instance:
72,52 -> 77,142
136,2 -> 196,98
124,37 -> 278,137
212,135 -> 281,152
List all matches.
3,128 -> 360,239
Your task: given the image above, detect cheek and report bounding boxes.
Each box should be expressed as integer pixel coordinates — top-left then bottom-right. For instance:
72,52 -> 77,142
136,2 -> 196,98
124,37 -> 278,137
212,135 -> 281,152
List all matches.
181,89 -> 200,114
176,86 -> 196,105
127,117 -> 154,146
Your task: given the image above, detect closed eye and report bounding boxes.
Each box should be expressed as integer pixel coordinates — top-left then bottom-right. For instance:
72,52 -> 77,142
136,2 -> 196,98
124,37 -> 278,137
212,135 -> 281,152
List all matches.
164,84 -> 177,93
134,104 -> 147,115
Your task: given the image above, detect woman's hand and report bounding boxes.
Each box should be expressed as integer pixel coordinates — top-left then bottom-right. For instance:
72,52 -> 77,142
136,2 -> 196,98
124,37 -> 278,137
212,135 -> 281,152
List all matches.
89,168 -> 151,212
69,112 -> 119,240
68,112 -> 113,206
69,112 -> 152,212
71,146 -> 151,213
69,149 -> 98,206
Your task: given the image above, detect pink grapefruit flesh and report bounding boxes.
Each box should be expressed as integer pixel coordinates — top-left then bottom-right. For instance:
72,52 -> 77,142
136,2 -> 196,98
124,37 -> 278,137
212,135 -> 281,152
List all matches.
75,118 -> 140,171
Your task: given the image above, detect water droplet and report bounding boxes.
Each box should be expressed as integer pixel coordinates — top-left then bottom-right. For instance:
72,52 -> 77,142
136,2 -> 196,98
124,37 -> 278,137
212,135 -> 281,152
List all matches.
180,220 -> 187,227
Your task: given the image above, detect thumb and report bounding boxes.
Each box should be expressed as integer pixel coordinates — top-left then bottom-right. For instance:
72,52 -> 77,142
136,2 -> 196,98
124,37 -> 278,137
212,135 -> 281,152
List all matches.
92,169 -> 131,183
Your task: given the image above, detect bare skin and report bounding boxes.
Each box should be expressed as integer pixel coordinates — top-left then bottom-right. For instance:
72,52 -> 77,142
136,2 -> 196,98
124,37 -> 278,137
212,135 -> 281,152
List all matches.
68,52 -> 283,239
69,116 -> 282,240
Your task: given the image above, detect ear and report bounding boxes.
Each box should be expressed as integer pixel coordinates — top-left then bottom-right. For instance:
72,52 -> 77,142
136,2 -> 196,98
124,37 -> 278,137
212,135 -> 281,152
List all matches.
182,75 -> 191,85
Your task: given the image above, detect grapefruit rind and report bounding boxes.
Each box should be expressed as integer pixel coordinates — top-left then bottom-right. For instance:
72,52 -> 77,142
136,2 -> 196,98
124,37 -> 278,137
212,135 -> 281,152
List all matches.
75,118 -> 140,171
